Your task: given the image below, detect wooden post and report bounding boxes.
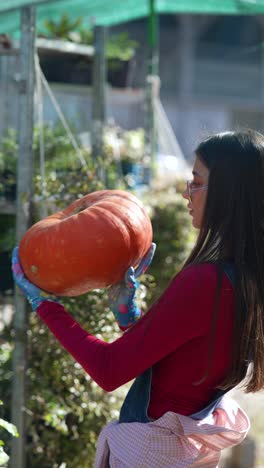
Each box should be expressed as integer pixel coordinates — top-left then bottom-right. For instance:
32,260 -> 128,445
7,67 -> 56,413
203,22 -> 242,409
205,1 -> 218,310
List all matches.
145,0 -> 159,182
92,25 -> 106,181
177,15 -> 195,158
0,55 -> 8,137
178,15 -> 194,102
10,6 -> 36,468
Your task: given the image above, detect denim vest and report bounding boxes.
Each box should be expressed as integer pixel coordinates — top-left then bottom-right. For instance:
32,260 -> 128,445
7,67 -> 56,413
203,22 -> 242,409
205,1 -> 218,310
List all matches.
119,263 -> 235,424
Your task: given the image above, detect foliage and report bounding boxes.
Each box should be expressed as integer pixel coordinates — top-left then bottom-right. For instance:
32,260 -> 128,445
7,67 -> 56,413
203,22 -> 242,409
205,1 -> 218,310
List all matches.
0,122 -> 107,182
0,122 -> 145,188
0,129 -> 18,175
0,123 -> 146,253
41,14 -> 138,62
33,123 -> 84,172
0,128 -> 18,202
102,126 -> 148,189
106,33 -> 138,62
0,343 -> 19,467
42,14 -> 83,40
0,216 -> 16,252
104,126 -> 145,164
24,293 -> 131,467
121,128 -> 145,163
145,188 -> 196,301
0,122 -> 126,251
0,405 -> 18,468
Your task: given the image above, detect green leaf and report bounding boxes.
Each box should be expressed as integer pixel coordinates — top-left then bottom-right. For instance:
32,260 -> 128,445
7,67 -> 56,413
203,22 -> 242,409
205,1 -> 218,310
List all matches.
42,14 -> 83,40
0,419 -> 19,437
0,446 -> 9,466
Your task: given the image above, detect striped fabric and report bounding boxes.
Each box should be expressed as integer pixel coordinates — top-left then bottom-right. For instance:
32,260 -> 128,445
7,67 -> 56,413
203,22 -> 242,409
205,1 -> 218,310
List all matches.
94,395 -> 250,468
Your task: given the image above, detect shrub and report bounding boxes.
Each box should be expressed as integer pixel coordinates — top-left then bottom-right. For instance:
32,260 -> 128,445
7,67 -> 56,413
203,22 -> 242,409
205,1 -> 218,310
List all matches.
0,344 -> 18,467
146,187 -> 195,301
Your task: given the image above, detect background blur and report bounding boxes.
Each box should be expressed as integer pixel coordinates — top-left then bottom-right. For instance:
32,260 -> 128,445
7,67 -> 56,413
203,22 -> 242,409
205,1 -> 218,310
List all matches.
0,4 -> 264,467
2,14 -> 264,157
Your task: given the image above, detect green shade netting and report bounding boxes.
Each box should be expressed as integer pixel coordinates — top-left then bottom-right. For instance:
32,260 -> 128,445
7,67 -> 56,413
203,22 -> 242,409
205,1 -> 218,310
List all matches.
1,0 -> 264,36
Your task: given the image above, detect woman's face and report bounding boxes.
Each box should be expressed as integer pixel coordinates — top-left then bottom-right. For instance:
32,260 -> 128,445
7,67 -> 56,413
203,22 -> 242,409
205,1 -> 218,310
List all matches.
182,156 -> 209,229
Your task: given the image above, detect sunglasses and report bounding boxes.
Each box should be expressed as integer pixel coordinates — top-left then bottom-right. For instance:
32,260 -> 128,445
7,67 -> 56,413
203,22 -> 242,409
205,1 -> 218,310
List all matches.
186,180 -> 208,202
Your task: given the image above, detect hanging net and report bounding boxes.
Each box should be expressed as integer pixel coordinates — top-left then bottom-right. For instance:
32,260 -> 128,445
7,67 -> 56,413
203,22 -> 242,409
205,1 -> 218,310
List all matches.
151,76 -> 191,186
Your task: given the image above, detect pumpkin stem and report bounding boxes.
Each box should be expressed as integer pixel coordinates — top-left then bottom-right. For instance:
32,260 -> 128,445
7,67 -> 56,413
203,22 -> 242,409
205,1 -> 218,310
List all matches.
70,204 -> 87,216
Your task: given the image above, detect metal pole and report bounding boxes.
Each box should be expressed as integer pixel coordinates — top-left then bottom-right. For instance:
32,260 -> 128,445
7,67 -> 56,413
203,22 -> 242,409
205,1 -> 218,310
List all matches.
10,6 -> 36,468
92,25 -> 107,180
148,0 -> 159,75
145,0 -> 159,182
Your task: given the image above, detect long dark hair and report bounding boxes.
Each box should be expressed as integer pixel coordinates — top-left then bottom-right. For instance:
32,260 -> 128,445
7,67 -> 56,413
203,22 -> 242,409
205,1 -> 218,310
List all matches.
184,129 -> 264,392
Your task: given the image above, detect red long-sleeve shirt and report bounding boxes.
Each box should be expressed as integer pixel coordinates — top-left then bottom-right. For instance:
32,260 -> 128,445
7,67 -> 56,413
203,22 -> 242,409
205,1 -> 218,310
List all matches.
37,263 -> 234,419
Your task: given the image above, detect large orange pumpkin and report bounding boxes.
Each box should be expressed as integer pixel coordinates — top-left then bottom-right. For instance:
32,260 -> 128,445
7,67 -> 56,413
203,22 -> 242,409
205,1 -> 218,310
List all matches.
19,190 -> 153,296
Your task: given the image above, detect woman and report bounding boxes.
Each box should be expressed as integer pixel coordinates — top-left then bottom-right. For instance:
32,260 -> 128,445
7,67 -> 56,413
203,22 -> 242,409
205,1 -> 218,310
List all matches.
12,129 -> 263,466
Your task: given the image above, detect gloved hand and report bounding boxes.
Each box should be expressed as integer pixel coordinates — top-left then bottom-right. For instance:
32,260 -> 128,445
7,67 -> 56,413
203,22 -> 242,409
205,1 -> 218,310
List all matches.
108,243 -> 156,330
12,246 -> 60,311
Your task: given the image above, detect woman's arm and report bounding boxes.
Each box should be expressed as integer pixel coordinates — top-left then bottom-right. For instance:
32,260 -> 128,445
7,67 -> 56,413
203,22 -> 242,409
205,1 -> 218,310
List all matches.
37,264 -> 220,391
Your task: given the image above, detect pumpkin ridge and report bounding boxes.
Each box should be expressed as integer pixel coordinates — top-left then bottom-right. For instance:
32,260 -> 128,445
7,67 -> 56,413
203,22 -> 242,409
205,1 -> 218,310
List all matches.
87,204 -> 132,256
62,192 -> 140,220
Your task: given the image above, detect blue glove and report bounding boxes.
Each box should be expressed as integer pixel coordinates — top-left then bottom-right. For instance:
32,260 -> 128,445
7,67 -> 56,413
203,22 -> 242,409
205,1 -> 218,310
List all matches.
12,246 -> 60,311
108,243 -> 156,330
